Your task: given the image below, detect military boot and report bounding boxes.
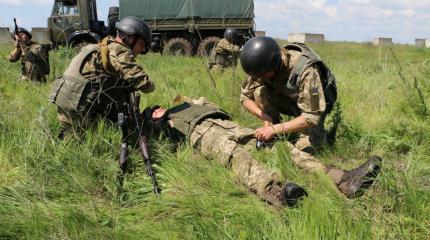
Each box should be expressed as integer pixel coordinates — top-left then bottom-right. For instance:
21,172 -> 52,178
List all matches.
280,182 -> 308,207
337,156 -> 382,198
261,182 -> 307,207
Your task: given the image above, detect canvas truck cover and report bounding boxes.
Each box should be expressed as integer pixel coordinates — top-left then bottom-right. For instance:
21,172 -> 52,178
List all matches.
119,0 -> 254,20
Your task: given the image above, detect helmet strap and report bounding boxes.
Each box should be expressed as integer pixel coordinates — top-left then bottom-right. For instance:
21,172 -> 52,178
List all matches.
274,57 -> 283,76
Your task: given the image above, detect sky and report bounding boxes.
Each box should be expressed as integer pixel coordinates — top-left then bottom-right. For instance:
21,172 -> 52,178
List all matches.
0,0 -> 428,44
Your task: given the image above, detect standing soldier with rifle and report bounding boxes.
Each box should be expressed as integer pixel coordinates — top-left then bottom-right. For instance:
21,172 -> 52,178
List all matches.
208,28 -> 241,71
49,16 -> 155,138
8,18 -> 50,82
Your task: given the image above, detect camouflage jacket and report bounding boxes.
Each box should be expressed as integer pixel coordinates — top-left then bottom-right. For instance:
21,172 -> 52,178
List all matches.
50,36 -> 154,118
210,38 -> 240,66
82,36 -> 154,92
8,41 -> 49,80
240,49 -> 327,126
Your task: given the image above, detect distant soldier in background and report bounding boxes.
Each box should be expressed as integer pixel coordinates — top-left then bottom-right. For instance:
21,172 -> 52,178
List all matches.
208,28 -> 241,71
107,6 -> 119,36
8,27 -> 49,82
239,36 -> 381,197
49,16 -> 155,138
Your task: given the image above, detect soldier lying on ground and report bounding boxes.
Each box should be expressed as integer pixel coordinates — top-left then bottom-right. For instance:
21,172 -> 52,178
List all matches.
8,27 -> 49,82
143,96 -> 381,206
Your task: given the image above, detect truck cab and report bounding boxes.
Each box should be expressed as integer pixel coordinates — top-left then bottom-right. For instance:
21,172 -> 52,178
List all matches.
48,0 -> 106,47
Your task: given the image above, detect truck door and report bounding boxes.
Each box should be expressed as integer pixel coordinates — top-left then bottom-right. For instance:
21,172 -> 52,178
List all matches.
48,0 -> 82,44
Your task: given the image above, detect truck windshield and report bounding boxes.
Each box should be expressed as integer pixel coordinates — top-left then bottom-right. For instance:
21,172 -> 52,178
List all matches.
54,2 -> 79,15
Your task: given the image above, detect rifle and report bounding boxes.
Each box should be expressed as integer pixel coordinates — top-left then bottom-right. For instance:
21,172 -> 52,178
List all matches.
12,18 -> 19,41
118,92 -> 161,195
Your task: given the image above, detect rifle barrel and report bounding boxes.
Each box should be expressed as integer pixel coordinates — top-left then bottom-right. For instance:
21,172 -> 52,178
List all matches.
12,18 -> 18,40
138,136 -> 161,195
130,92 -> 161,196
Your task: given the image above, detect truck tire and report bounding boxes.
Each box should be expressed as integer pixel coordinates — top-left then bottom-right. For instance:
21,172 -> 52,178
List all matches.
164,38 -> 193,56
198,36 -> 221,56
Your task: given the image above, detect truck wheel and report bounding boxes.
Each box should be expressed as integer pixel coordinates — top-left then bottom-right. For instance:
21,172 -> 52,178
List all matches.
198,36 -> 220,56
164,38 -> 193,56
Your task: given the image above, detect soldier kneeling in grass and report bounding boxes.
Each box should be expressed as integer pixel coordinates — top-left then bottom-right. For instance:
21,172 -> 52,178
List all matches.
238,37 -> 383,198
208,28 -> 241,71
141,96 -> 381,207
49,17 -> 155,139
8,27 -> 49,82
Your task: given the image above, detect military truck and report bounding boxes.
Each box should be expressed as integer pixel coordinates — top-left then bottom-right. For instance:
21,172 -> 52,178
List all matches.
47,0 -> 255,55
47,0 -> 109,49
120,0 -> 255,56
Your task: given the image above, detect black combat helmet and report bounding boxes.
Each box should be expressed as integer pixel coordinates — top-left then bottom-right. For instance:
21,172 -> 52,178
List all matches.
224,28 -> 239,42
240,36 -> 282,77
17,27 -> 32,39
108,6 -> 119,16
115,16 -> 152,54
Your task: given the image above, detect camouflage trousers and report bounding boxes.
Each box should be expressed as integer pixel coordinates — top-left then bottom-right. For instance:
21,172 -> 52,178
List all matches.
188,117 -> 330,204
254,86 -> 345,184
253,85 -> 328,157
56,101 -> 122,137
208,54 -> 237,71
57,108 -> 89,130
190,118 -> 282,202
21,61 -> 46,82
208,63 -> 227,71
56,108 -> 94,138
208,62 -> 236,71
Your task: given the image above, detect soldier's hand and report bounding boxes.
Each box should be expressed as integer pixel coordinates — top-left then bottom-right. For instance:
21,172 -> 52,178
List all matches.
14,35 -> 24,47
255,126 -> 276,141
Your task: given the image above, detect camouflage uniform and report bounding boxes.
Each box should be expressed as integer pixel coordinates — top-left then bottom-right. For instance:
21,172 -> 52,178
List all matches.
241,46 -> 335,172
8,41 -> 49,82
208,38 -> 240,71
163,97 -> 380,201
164,98 -> 285,205
49,36 -> 154,131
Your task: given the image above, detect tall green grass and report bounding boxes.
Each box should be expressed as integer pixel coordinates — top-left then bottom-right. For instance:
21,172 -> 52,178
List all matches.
0,42 -> 429,239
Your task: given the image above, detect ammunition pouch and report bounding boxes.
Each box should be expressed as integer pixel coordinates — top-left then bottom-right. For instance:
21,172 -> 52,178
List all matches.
48,44 -> 100,112
49,75 -> 88,112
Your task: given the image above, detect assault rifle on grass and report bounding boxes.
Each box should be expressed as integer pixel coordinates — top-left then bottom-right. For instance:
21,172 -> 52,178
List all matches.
118,92 -> 161,196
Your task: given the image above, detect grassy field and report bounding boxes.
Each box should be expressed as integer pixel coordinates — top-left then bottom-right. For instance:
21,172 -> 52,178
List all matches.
0,41 -> 429,239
